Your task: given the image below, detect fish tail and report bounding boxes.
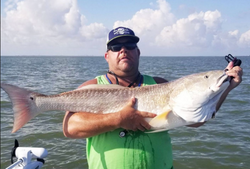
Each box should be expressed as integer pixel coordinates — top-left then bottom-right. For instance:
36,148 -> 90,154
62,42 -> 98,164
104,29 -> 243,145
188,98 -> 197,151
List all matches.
1,83 -> 40,133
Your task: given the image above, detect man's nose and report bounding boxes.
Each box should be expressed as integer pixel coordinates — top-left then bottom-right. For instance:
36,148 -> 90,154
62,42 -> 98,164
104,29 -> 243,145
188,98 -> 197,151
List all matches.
119,46 -> 127,52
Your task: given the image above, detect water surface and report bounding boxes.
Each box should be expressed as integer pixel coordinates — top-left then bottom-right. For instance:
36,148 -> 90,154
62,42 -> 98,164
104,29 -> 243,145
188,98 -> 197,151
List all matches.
1,56 -> 250,169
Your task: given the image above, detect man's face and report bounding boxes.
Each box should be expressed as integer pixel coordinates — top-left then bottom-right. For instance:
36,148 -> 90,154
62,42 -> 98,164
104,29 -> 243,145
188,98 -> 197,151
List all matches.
105,37 -> 140,75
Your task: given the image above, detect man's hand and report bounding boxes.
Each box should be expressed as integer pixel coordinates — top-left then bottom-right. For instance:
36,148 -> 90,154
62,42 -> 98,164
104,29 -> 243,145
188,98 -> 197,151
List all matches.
118,97 -> 156,131
225,61 -> 243,90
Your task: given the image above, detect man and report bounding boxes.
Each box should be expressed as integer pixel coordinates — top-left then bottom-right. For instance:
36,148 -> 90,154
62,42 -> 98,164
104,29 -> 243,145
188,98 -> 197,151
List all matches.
63,27 -> 243,169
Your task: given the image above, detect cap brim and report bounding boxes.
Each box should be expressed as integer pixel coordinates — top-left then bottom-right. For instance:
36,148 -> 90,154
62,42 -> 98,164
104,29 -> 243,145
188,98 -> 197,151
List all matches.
107,35 -> 139,46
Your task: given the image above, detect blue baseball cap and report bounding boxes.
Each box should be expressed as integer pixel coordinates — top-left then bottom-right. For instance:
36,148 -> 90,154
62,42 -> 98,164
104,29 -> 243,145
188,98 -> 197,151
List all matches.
107,27 -> 139,46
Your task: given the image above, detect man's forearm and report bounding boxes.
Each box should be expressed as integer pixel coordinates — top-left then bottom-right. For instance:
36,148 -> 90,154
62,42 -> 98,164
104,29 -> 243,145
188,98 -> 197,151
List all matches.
216,88 -> 231,112
63,111 -> 120,139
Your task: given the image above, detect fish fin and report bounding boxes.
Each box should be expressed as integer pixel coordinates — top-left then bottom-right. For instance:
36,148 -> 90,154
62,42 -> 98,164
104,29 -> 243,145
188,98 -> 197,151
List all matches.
149,110 -> 171,128
77,84 -> 126,90
1,83 -> 40,133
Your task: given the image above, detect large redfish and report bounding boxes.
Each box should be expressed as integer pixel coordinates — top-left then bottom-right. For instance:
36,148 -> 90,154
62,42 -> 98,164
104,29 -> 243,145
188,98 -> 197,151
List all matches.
1,70 -> 230,133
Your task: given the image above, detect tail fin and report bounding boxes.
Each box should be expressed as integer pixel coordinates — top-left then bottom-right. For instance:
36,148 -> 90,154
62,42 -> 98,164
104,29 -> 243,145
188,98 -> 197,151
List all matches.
1,83 -> 40,133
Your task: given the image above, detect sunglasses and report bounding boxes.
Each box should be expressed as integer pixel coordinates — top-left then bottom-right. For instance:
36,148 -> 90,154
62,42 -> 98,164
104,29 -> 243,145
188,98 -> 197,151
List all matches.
108,43 -> 137,52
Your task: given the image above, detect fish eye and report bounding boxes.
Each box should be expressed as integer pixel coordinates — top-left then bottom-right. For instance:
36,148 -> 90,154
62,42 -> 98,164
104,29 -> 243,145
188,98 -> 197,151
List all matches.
204,75 -> 209,79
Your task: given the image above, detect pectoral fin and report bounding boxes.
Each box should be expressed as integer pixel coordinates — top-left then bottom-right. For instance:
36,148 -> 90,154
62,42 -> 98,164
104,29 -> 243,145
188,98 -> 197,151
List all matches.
149,110 -> 172,128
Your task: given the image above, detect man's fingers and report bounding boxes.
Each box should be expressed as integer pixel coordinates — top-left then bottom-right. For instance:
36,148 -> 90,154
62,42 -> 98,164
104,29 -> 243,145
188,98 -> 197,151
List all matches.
127,97 -> 136,107
226,66 -> 243,78
225,65 -> 243,90
225,61 -> 234,71
135,122 -> 151,131
121,98 -> 155,132
140,121 -> 152,130
137,124 -> 146,131
138,111 -> 155,131
140,111 -> 157,118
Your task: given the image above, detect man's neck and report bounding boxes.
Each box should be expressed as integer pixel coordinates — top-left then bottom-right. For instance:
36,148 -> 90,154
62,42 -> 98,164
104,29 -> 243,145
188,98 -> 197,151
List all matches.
107,70 -> 140,87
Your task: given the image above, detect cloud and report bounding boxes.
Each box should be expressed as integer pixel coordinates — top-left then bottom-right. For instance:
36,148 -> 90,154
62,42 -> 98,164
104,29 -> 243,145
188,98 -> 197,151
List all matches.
155,10 -> 222,48
154,9 -> 250,55
114,0 -> 175,33
1,0 -> 250,56
113,0 -> 175,45
1,0 -> 108,55
238,30 -> 250,48
113,0 -> 249,56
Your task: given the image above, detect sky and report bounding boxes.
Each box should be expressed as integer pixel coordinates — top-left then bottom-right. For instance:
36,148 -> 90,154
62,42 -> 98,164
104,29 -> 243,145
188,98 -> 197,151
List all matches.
1,0 -> 250,56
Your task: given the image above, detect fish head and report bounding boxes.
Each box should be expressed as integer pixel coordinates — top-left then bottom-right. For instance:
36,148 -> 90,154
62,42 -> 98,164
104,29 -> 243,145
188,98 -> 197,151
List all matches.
170,70 -> 230,123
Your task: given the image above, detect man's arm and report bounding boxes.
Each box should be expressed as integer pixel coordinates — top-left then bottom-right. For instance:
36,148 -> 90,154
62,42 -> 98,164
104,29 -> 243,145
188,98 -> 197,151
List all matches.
216,62 -> 243,111
63,79 -> 156,139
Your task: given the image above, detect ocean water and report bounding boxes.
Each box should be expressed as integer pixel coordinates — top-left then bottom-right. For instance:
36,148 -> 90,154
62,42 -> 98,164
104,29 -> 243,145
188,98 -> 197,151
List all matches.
1,56 -> 250,169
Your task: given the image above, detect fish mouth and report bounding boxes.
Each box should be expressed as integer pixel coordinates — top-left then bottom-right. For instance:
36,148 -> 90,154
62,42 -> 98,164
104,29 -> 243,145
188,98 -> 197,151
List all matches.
216,72 -> 229,87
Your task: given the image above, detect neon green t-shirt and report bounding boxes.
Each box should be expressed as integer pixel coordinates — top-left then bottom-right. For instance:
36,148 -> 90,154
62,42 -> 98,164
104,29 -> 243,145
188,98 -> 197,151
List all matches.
86,75 -> 173,169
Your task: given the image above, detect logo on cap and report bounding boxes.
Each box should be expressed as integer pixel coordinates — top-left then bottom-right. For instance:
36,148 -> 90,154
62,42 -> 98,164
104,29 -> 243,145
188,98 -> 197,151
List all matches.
113,27 -> 130,35
107,26 -> 139,46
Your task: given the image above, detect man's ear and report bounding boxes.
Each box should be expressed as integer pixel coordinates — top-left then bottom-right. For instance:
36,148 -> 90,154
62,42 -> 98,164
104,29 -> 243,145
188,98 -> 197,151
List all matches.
137,48 -> 140,57
104,52 -> 109,62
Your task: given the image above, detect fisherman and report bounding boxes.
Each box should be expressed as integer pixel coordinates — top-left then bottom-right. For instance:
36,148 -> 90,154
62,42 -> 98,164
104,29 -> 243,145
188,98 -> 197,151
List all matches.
63,27 -> 243,169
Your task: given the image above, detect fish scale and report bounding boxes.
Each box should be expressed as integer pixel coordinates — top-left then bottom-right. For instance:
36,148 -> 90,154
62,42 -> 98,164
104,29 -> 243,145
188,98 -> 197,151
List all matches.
1,70 -> 230,133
